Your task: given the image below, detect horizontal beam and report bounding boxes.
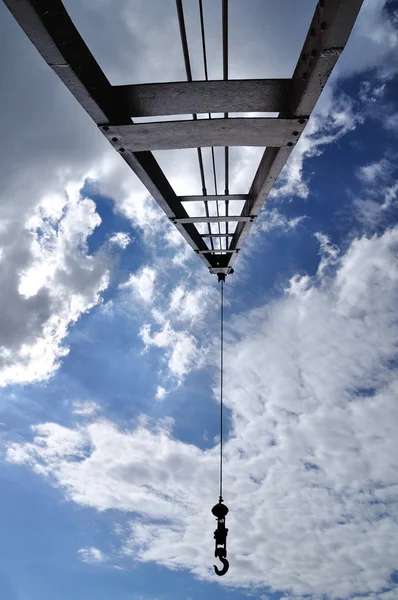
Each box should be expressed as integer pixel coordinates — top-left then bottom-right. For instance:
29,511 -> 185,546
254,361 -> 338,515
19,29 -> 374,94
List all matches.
201,233 -> 235,238
101,118 -> 306,151
197,249 -> 239,254
179,194 -> 247,202
173,216 -> 252,224
113,79 -> 290,117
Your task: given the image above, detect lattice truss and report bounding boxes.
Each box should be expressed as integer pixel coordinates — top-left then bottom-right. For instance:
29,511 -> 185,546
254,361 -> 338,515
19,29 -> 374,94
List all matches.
4,0 -> 363,276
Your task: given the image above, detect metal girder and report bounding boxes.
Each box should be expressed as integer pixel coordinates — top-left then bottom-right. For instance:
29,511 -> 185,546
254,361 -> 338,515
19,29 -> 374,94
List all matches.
198,249 -> 240,254
201,233 -> 235,238
101,118 -> 305,152
3,0 -> 364,277
180,195 -> 247,202
173,216 -> 252,224
2,0 -> 212,270
226,0 -> 364,269
114,79 -> 290,117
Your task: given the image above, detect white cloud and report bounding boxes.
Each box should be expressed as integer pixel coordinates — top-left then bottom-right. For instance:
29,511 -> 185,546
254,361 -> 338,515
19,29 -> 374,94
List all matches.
155,386 -> 167,401
270,90 -> 363,201
336,0 -> 398,80
258,208 -> 306,234
168,284 -> 215,323
0,181 -> 109,387
314,232 -> 340,276
386,111 -> 398,131
7,226 -> 398,598
120,267 -> 156,304
353,158 -> 398,229
78,547 -> 106,565
140,321 -> 203,380
72,401 -> 100,417
108,232 -> 133,249
357,158 -> 393,184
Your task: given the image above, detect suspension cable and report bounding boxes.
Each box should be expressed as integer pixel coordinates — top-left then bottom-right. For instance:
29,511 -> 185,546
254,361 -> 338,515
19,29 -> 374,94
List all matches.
219,276 -> 224,501
175,0 -> 214,250
198,0 -> 222,247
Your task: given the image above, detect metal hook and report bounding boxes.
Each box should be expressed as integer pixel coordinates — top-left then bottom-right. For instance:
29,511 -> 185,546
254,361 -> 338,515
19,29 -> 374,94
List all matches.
213,555 -> 229,576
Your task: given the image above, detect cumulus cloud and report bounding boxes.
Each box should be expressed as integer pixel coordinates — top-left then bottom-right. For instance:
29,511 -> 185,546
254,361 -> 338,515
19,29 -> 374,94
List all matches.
155,386 -> 167,401
120,267 -> 157,304
168,284 -> 215,323
0,181 -> 109,386
7,226 -> 398,598
140,321 -> 203,380
78,547 -> 106,564
134,277 -> 217,382
108,232 -> 133,249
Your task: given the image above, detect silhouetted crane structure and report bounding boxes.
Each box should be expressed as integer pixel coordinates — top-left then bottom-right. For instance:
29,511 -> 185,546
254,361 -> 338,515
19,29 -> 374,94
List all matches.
3,0 -> 363,278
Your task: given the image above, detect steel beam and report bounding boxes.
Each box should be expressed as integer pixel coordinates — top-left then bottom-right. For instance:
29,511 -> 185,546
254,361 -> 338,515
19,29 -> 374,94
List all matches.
201,233 -> 235,238
2,0 -> 214,269
180,194 -> 247,202
173,216 -> 252,224
101,118 -> 305,152
198,249 -> 240,254
114,79 -> 290,117
225,0 -> 364,271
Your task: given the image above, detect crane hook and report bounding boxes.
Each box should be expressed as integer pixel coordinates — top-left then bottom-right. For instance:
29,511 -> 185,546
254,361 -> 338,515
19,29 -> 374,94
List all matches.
212,500 -> 229,576
214,555 -> 229,576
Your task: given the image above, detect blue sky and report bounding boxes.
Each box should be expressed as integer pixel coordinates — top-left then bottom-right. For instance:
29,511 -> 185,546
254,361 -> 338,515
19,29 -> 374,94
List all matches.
1,1 -> 398,599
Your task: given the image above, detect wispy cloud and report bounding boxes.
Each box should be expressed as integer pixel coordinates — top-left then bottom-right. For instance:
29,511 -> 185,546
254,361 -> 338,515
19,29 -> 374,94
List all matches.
78,547 -> 106,565
270,90 -> 363,201
72,401 -> 100,417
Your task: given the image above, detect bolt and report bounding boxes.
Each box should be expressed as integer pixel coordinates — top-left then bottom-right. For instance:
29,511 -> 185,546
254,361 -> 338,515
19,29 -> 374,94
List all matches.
302,72 -> 308,81
298,118 -> 306,124
311,49 -> 317,58
112,137 -> 118,142
119,147 -> 125,153
320,21 -> 327,32
43,10 -> 49,15
293,131 -> 299,136
287,142 -> 294,147
102,126 -> 109,131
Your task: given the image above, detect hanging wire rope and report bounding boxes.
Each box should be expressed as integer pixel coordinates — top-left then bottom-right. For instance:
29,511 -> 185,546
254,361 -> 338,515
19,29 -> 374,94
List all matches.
219,276 -> 224,501
198,0 -> 222,248
222,0 -> 229,248
175,0 -> 214,251
211,274 -> 229,577
175,6 -> 230,574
